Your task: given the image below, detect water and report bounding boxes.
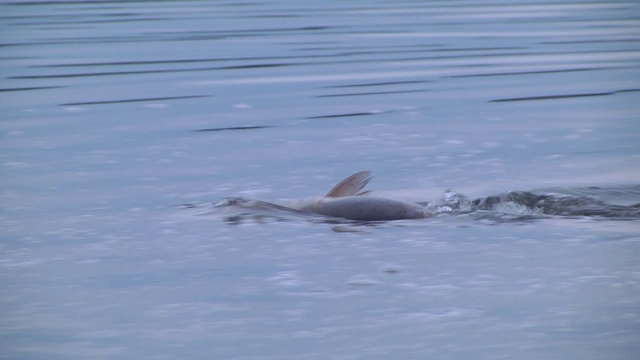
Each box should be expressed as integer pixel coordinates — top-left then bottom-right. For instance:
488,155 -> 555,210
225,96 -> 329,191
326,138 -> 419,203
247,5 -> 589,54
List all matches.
2,1 -> 640,359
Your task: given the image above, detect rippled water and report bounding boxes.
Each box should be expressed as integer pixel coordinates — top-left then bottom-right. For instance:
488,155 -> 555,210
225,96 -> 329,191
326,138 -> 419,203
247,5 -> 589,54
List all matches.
2,1 -> 640,359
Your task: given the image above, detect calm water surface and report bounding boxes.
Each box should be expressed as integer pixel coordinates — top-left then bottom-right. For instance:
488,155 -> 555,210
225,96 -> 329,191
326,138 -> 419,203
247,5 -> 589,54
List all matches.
2,1 -> 640,359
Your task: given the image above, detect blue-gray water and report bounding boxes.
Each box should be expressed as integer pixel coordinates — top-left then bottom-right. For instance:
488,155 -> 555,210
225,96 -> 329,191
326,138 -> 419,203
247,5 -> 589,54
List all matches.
2,1 -> 640,359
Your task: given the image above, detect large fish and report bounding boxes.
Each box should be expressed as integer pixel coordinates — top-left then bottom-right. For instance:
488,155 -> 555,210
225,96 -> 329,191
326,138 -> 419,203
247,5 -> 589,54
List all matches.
288,171 -> 428,221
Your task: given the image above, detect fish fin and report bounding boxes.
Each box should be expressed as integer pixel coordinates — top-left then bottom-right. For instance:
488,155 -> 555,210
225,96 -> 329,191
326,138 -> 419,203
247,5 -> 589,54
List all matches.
325,171 -> 372,197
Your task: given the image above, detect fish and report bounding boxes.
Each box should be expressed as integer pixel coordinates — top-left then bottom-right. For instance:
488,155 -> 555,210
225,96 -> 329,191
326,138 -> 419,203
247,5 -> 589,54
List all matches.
288,171 -> 428,221
212,173 -> 640,223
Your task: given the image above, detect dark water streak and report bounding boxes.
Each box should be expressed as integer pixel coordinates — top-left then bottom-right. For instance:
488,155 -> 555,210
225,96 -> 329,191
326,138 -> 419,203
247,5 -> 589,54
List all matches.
61,95 -> 210,106
195,126 -> 272,133
491,89 -> 640,102
304,112 -> 383,119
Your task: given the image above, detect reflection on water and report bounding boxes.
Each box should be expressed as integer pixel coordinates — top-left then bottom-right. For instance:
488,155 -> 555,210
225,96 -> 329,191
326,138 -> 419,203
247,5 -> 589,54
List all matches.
2,1 -> 640,359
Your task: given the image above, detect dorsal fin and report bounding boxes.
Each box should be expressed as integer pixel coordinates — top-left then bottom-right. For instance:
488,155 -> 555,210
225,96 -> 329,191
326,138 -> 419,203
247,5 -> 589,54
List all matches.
325,171 -> 372,197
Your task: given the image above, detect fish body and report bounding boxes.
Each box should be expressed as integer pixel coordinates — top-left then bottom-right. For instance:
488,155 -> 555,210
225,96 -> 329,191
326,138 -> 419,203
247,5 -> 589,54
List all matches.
292,196 -> 427,221
219,171 -> 429,222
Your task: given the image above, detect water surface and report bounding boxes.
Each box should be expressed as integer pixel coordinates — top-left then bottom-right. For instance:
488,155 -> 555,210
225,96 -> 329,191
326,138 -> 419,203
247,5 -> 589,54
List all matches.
2,1 -> 640,359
